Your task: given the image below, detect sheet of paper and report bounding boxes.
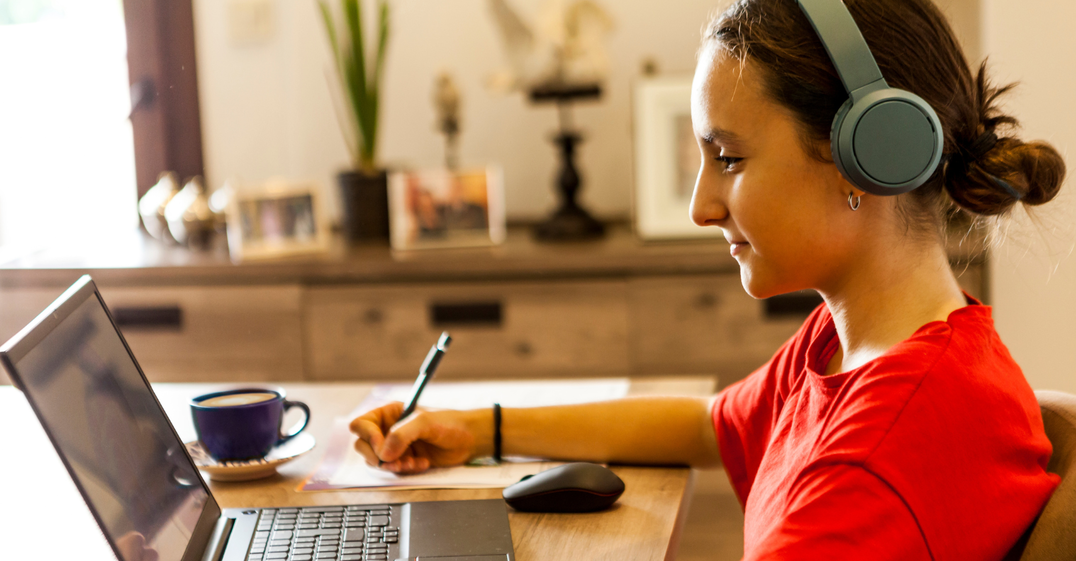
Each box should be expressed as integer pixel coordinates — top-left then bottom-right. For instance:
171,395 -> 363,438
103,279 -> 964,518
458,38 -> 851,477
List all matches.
302,379 -> 629,491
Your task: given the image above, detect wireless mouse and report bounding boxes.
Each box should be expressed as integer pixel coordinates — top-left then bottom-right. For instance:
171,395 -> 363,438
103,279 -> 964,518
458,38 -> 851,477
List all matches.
502,462 -> 625,513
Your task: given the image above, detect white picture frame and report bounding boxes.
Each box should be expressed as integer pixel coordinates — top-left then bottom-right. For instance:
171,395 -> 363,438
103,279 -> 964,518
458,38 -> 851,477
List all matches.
387,167 -> 506,250
225,179 -> 330,261
632,76 -> 722,240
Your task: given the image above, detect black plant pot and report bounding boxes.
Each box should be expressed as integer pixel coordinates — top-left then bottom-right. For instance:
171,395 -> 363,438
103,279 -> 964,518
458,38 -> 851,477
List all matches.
338,170 -> 390,242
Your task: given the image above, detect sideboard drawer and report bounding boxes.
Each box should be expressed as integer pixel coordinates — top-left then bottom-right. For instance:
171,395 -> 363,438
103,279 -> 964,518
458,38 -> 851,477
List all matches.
98,285 -> 304,382
304,281 -> 631,380
628,275 -> 804,385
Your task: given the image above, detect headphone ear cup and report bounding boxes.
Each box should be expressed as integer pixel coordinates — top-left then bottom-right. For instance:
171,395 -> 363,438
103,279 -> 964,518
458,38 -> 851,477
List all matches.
832,88 -> 944,196
830,98 -> 855,185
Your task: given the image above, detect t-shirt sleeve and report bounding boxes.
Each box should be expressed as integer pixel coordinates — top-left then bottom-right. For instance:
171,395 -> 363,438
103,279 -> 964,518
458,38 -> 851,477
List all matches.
713,358 -> 786,506
746,464 -> 931,561
713,307 -> 824,506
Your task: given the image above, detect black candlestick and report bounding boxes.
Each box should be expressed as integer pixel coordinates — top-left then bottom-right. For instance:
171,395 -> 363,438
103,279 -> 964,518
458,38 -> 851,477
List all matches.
534,132 -> 605,240
530,84 -> 605,241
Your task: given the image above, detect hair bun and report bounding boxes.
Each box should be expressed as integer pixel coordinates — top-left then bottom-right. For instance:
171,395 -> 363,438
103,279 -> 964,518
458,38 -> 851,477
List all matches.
945,136 -> 1065,215
943,65 -> 1066,216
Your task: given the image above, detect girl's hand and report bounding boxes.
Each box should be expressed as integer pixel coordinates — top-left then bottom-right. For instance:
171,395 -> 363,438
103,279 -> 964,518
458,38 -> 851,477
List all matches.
349,402 -> 488,474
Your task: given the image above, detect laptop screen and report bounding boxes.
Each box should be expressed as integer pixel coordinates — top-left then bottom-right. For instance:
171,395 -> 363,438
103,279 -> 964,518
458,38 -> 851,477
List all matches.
8,287 -> 210,561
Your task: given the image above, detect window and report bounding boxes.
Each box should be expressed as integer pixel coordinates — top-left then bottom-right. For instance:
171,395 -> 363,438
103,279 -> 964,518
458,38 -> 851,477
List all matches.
0,0 -> 204,256
0,0 -> 137,251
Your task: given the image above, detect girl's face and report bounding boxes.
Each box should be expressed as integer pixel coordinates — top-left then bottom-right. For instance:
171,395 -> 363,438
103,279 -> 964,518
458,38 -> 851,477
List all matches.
690,45 -> 869,299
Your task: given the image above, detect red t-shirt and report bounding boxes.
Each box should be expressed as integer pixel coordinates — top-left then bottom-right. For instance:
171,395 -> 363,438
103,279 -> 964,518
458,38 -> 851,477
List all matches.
713,300 -> 1059,560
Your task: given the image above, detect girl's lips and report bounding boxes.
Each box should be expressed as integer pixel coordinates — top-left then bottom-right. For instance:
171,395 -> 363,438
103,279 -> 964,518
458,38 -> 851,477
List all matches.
729,242 -> 749,257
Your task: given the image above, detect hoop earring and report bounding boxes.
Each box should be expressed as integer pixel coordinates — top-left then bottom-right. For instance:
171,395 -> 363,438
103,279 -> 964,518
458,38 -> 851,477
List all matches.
848,192 -> 861,211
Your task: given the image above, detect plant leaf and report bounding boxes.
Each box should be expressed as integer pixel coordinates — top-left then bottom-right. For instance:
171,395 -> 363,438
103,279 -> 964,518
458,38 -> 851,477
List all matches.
343,0 -> 369,160
317,0 -> 360,167
342,49 -> 365,167
364,0 -> 389,168
316,0 -> 341,76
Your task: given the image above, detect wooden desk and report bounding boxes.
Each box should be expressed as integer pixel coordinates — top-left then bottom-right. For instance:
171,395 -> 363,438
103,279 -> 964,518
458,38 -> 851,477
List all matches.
0,377 -> 714,560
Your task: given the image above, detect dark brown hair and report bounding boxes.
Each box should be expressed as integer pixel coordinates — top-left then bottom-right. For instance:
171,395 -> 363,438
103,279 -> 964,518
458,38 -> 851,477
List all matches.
706,0 -> 1066,232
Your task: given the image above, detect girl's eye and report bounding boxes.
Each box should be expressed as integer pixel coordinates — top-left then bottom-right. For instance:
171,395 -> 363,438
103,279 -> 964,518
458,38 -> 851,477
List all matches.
715,156 -> 743,172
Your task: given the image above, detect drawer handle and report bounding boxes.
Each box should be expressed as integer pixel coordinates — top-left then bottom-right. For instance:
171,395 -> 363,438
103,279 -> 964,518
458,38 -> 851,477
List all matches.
112,306 -> 183,330
695,292 -> 718,310
430,302 -> 503,327
364,308 -> 384,325
764,291 -> 824,318
514,341 -> 533,357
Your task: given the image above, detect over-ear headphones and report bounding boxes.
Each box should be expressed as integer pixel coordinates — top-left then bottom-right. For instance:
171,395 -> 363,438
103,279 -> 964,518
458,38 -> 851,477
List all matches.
797,0 -> 943,196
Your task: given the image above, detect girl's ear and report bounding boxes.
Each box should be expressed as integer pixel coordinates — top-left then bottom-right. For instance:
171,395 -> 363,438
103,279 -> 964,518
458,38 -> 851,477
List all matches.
813,140 -> 856,194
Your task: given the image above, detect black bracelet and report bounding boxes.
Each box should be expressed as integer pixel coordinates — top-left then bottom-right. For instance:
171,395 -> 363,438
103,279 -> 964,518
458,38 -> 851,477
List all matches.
492,402 -> 502,464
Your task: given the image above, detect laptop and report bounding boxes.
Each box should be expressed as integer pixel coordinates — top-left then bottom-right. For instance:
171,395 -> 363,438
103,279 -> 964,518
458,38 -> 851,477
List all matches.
0,275 -> 515,561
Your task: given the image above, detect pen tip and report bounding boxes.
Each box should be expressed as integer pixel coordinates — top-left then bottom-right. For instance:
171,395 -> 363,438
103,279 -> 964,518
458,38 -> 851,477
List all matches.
439,332 -> 452,348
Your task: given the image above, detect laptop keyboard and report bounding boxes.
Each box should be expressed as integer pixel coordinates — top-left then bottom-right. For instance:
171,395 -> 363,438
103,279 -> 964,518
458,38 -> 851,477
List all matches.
247,505 -> 399,561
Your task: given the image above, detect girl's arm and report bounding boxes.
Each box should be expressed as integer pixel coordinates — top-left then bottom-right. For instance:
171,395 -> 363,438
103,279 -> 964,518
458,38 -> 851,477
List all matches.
351,396 -> 721,474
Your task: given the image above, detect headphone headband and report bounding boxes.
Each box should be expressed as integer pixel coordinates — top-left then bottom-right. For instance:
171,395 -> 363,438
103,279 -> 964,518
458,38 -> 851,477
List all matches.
797,0 -> 885,97
793,0 -> 944,196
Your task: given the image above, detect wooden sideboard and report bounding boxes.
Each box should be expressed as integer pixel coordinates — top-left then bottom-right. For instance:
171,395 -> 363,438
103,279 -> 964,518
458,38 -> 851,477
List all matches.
0,225 -> 985,386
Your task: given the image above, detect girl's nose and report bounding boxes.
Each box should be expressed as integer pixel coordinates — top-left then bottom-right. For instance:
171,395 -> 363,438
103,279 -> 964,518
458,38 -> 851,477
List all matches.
690,166 -> 728,227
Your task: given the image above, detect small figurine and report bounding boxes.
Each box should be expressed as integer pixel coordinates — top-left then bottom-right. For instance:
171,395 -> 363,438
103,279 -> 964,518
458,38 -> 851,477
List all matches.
138,172 -> 181,242
432,72 -> 462,170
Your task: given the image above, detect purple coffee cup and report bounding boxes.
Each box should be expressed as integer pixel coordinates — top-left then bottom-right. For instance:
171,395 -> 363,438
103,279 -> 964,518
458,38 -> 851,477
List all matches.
190,388 -> 310,462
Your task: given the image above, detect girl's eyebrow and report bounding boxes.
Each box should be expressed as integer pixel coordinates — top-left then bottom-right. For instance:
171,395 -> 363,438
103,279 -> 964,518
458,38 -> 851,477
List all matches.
699,127 -> 745,147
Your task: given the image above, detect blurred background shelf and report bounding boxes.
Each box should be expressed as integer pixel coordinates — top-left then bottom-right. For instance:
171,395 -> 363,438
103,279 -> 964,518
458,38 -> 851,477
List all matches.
0,225 -> 984,386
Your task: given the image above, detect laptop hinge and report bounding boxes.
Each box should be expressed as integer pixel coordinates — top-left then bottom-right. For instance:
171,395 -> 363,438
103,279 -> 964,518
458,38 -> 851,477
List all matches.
203,518 -> 235,561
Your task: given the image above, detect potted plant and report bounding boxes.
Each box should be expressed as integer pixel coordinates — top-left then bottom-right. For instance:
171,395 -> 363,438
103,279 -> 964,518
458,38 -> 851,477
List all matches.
318,0 -> 391,241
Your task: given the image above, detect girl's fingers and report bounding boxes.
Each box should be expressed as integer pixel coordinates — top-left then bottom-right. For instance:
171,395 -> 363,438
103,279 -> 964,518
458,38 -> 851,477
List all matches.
353,438 -> 380,466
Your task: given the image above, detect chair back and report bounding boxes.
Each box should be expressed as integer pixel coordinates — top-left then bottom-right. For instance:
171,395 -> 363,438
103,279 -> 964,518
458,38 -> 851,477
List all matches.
1018,390 -> 1076,561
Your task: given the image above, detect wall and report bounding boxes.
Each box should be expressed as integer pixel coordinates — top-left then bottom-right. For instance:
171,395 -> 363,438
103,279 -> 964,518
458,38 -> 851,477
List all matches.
191,0 -> 983,224
192,0 -> 724,223
983,0 -> 1076,393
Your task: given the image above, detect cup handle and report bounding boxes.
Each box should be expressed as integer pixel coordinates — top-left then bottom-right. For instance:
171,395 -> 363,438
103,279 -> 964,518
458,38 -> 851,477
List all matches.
278,400 -> 311,445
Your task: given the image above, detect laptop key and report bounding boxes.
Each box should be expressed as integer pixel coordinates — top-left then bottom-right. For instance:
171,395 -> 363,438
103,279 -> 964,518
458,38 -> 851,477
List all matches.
298,529 -> 341,538
368,516 -> 389,527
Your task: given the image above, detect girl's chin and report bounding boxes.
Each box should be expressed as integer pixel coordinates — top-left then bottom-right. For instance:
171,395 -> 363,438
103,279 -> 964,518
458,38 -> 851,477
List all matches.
738,269 -> 789,300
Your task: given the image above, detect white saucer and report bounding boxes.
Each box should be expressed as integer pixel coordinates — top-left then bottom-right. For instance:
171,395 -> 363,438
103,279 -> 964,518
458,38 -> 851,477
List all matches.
186,432 -> 316,482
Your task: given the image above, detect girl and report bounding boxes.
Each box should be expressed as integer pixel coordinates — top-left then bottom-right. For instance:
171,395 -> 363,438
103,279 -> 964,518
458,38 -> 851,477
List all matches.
350,0 -> 1066,558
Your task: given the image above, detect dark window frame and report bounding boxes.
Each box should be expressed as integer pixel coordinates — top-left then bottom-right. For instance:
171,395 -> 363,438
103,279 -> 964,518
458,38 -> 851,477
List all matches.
122,0 -> 204,200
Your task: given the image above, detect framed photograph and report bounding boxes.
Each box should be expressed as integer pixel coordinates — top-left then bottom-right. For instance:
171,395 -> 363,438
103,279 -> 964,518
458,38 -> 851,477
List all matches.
388,167 -> 506,250
225,179 -> 330,260
632,76 -> 721,240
